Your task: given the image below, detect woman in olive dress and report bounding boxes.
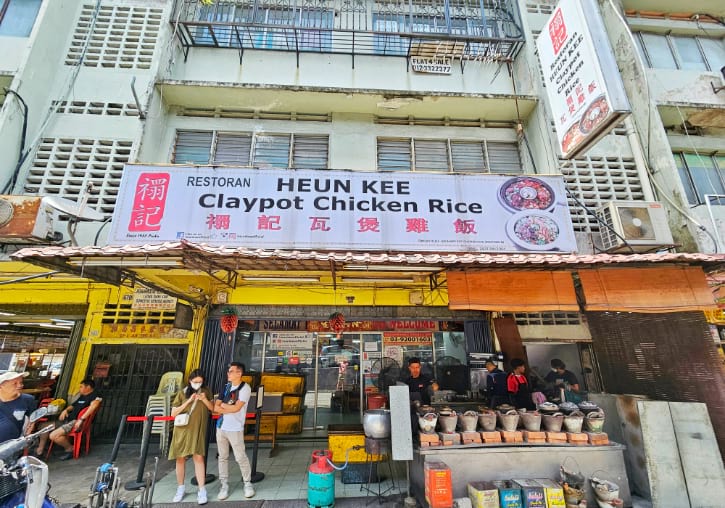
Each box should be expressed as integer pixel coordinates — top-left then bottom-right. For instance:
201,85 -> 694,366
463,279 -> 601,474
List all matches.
169,369 -> 214,505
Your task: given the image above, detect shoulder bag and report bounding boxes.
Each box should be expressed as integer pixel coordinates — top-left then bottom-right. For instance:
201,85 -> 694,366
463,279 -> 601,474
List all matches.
174,397 -> 198,427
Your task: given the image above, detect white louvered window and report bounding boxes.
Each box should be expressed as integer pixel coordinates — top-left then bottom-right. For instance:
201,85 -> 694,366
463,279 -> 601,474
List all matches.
172,130 -> 329,169
377,137 -> 522,173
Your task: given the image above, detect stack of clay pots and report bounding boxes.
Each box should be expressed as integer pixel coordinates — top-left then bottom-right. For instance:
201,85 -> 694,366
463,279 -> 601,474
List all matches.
437,407 -> 458,433
477,409 -> 497,431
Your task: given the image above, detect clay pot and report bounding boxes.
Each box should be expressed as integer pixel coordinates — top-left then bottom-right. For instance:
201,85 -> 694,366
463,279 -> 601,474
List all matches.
585,411 -> 606,433
438,411 -> 458,433
418,412 -> 438,434
478,411 -> 497,431
538,402 -> 559,414
497,410 -> 520,432
520,411 -> 542,431
542,412 -> 564,432
577,401 -> 599,415
564,410 -> 585,433
459,411 -> 478,432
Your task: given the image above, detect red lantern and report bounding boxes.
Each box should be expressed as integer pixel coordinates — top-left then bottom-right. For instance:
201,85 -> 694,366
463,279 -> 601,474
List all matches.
220,307 -> 238,334
329,312 -> 346,335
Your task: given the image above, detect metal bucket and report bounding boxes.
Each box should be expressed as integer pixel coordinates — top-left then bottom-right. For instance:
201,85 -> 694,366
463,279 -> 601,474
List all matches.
585,411 -> 606,433
418,412 -> 438,434
497,410 -> 520,432
563,410 -> 585,433
459,411 -> 478,432
542,412 -> 564,432
520,411 -> 542,431
478,411 -> 497,431
438,413 -> 458,433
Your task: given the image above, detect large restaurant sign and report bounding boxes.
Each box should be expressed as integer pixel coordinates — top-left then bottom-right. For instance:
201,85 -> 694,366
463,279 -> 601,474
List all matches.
536,0 -> 631,159
110,165 -> 577,253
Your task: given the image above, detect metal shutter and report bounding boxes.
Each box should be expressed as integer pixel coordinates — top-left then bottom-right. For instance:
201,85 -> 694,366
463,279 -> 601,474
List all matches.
173,131 -> 212,164
451,141 -> 487,173
292,135 -> 329,169
213,133 -> 252,165
253,134 -> 291,169
487,141 -> 522,174
377,138 -> 411,171
414,140 -> 449,172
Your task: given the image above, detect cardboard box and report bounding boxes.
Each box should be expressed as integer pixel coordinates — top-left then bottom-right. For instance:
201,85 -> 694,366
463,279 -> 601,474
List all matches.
492,480 -> 522,508
424,461 -> 453,508
467,481 -> 500,508
514,479 -> 546,508
534,479 -> 566,508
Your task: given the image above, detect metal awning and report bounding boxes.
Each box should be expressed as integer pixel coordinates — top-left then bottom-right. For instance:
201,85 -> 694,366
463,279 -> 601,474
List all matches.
12,241 -> 725,305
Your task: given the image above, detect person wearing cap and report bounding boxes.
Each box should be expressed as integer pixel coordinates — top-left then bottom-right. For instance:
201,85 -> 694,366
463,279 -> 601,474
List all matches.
484,358 -> 508,409
0,371 -> 36,443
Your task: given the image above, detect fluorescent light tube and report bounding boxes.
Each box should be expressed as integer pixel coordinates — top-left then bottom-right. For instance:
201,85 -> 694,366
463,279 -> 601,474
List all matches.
69,258 -> 182,267
341,277 -> 415,283
243,276 -> 320,283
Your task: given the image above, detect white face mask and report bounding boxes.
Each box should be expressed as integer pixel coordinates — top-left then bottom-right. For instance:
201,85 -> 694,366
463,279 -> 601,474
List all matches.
551,368 -> 559,373
190,382 -> 202,391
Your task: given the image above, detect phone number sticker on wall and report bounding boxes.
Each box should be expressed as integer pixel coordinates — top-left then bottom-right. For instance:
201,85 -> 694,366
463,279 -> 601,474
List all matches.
411,56 -> 452,74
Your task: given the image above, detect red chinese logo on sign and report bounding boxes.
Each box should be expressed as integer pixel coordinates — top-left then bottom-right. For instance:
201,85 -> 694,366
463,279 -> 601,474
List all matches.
549,8 -> 567,55
128,173 -> 170,232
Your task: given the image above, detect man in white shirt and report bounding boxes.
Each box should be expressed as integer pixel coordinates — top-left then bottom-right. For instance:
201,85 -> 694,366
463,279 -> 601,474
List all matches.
214,362 -> 255,500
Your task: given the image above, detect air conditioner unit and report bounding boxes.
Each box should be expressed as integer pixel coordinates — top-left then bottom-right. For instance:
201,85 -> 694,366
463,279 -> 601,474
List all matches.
0,195 -> 56,244
596,201 -> 674,253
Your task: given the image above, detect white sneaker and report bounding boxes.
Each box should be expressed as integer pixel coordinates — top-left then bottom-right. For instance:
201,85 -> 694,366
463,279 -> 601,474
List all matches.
197,488 -> 207,505
243,482 -> 255,498
172,485 -> 185,503
217,483 -> 229,501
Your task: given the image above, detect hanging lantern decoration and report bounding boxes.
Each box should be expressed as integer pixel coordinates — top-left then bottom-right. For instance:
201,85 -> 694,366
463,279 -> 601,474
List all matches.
220,307 -> 238,341
329,312 -> 346,337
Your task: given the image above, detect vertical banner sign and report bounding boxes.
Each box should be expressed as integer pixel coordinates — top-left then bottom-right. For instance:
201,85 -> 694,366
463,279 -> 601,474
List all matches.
536,0 -> 631,159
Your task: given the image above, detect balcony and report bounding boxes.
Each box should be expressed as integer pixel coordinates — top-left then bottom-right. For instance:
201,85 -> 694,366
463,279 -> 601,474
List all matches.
172,0 -> 525,70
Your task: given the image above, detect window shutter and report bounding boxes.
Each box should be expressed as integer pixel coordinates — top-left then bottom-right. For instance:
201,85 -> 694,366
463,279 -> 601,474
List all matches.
414,140 -> 449,171
173,131 -> 212,164
377,138 -> 411,171
253,134 -> 291,168
487,141 -> 522,174
292,135 -> 329,169
451,141 -> 486,173
213,133 -> 252,165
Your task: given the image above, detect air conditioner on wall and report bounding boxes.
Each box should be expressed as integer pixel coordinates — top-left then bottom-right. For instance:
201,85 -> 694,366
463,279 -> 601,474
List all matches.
0,195 -> 56,243
595,201 -> 674,253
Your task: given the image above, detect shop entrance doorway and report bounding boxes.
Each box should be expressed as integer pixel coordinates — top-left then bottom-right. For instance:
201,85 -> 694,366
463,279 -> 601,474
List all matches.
85,344 -> 188,440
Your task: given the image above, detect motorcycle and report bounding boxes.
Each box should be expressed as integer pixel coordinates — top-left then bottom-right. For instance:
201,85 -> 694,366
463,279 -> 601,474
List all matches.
0,407 -> 56,508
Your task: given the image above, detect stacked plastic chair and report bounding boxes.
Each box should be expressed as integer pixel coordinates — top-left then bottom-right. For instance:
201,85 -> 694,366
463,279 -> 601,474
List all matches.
144,371 -> 183,456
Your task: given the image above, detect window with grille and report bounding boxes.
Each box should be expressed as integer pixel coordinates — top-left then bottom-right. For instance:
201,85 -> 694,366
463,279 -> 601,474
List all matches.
172,130 -> 330,169
673,152 -> 725,205
66,4 -> 162,69
377,137 -> 522,173
634,31 -> 724,72
24,137 -> 132,217
560,155 -> 645,233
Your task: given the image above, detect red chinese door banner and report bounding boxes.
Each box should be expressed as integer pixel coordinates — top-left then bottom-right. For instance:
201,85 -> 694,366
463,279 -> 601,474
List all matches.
110,165 -> 577,253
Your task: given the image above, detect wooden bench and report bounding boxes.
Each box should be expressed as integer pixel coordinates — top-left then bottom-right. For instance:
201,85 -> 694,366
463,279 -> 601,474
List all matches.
244,412 -> 280,455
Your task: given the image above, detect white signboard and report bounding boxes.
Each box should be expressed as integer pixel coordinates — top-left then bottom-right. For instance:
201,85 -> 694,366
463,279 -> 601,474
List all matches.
411,56 -> 452,74
109,165 -> 577,253
268,332 -> 314,350
536,0 -> 631,159
131,288 -> 177,310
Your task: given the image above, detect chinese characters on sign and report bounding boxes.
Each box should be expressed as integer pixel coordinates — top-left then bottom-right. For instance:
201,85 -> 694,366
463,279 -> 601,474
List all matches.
536,0 -> 630,159
131,288 -> 177,310
111,166 -> 577,253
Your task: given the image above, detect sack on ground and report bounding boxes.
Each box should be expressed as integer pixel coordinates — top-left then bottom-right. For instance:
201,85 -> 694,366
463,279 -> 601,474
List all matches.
174,413 -> 190,427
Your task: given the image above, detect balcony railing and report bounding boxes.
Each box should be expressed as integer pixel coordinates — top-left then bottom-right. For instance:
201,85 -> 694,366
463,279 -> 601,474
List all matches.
172,0 -> 525,69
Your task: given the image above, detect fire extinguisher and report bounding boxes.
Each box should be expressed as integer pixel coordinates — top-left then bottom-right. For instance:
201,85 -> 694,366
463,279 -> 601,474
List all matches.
307,449 -> 335,508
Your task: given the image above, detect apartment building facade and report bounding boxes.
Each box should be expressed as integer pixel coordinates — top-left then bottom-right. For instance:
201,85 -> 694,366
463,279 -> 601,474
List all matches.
0,0 -> 723,443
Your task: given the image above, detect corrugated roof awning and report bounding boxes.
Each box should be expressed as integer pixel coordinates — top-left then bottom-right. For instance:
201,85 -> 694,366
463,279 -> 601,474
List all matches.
10,241 -> 725,307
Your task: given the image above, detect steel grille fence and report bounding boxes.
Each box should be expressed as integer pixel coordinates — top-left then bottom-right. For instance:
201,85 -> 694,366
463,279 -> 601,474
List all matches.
586,311 -> 725,455
85,344 -> 188,442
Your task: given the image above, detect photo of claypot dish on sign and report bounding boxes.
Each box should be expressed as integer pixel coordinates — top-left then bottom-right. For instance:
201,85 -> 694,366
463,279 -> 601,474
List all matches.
561,94 -> 611,156
498,176 -> 564,251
